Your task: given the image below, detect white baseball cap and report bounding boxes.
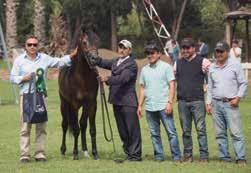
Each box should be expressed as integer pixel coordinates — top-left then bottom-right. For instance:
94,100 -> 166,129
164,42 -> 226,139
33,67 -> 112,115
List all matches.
119,39 -> 132,49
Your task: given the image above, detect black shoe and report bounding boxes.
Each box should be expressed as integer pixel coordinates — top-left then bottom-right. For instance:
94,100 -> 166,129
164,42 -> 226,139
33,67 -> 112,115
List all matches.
20,158 -> 30,164
127,158 -> 142,162
35,158 -> 46,162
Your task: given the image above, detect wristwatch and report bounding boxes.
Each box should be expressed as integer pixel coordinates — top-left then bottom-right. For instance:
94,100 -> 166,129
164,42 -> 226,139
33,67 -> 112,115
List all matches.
168,100 -> 173,104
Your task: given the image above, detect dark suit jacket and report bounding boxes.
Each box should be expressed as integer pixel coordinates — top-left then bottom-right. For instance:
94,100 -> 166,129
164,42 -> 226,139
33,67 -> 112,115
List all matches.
98,56 -> 138,107
198,43 -> 209,58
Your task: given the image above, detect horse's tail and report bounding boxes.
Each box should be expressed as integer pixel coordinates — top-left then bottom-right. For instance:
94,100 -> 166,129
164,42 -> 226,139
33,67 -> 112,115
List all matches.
67,107 -> 79,136
59,94 -> 79,136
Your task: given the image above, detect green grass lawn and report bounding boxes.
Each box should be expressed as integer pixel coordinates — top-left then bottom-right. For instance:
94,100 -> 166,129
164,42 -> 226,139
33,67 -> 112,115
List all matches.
0,80 -> 250,173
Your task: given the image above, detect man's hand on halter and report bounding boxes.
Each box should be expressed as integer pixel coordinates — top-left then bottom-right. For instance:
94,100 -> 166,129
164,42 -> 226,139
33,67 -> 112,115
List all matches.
70,48 -> 78,60
89,54 -> 102,66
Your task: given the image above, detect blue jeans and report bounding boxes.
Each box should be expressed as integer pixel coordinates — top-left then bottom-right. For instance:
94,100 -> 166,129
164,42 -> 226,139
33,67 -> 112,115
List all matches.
178,100 -> 209,159
145,110 -> 181,161
212,100 -> 246,161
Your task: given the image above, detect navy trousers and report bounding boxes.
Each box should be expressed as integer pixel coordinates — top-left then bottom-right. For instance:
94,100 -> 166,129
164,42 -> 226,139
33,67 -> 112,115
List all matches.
113,105 -> 142,160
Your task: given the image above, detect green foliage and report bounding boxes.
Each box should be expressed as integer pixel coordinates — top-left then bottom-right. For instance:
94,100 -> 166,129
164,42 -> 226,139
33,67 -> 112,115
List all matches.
16,0 -> 34,44
199,0 -> 226,27
118,8 -> 142,37
108,0 -> 132,17
8,0 -> 248,57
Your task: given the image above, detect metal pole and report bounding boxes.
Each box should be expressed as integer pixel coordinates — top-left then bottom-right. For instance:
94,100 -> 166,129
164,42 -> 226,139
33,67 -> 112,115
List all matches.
246,18 -> 249,62
0,22 -> 18,104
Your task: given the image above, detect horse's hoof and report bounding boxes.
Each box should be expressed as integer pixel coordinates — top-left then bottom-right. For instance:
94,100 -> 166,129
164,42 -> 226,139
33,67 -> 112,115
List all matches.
60,147 -> 66,155
73,155 -> 79,160
93,154 -> 99,160
83,150 -> 90,158
61,150 -> 65,155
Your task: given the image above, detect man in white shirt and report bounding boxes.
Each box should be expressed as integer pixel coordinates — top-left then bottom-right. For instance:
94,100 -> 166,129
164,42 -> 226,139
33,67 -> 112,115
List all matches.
10,35 -> 75,163
230,40 -> 242,63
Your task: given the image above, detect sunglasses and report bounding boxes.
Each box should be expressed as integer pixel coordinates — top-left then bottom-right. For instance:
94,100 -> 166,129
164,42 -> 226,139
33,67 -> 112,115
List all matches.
118,44 -> 127,49
144,51 -> 156,55
182,46 -> 191,50
215,50 -> 225,54
26,43 -> 38,47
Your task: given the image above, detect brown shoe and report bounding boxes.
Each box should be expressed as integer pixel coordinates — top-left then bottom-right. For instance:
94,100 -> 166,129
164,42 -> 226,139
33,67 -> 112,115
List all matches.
174,159 -> 182,164
219,159 -> 232,163
182,156 -> 193,163
236,159 -> 246,166
35,158 -> 47,162
199,158 -> 209,163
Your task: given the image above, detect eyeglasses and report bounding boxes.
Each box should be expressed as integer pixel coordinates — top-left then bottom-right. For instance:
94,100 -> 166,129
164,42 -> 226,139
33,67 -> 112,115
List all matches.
215,50 -> 225,54
26,43 -> 38,47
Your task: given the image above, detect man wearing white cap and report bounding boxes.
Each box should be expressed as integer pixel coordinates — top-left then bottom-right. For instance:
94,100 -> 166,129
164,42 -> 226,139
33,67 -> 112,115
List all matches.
90,39 -> 142,162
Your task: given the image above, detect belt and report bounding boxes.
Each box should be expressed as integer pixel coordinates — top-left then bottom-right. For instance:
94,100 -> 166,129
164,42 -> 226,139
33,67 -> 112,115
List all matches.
178,98 -> 203,102
213,97 -> 235,102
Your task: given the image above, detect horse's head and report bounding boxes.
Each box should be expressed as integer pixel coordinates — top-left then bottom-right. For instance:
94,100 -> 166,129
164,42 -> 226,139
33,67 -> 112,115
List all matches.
77,26 -> 100,59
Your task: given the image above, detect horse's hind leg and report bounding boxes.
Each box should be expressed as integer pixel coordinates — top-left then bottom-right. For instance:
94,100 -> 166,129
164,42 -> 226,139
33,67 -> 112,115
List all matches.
68,107 -> 80,160
60,97 -> 68,155
79,108 -> 89,158
88,100 -> 99,160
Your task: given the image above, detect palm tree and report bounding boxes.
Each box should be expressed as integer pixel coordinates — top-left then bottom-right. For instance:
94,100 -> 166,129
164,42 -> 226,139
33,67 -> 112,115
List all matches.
5,0 -> 17,48
33,0 -> 45,47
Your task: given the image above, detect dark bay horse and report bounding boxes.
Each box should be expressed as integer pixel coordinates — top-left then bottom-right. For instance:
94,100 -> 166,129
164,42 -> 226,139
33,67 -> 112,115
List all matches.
58,29 -> 99,160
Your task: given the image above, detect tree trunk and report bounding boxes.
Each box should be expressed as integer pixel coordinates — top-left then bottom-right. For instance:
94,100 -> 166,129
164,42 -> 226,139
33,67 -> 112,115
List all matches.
111,10 -> 117,51
34,0 -> 45,47
174,0 -> 188,40
134,0 -> 144,33
225,20 -> 231,45
171,0 -> 177,36
5,0 -> 17,49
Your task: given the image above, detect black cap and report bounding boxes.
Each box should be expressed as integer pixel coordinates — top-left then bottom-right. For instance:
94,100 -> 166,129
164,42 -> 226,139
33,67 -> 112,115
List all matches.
144,43 -> 160,53
215,41 -> 230,51
181,38 -> 195,47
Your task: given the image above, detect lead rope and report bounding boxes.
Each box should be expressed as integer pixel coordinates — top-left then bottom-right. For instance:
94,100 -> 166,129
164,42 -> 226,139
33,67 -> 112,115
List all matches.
98,77 -> 116,153
87,52 -> 116,153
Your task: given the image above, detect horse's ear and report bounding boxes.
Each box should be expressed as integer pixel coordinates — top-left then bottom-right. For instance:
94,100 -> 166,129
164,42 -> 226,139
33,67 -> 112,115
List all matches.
81,26 -> 88,35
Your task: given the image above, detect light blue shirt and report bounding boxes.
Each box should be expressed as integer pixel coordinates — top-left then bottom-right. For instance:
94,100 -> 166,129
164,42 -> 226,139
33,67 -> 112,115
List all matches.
10,52 -> 71,95
139,60 -> 175,111
207,57 -> 248,104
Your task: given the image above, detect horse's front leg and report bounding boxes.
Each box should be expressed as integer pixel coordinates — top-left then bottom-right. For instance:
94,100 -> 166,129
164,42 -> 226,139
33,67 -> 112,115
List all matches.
60,99 -> 68,156
80,108 -> 90,158
60,118 -> 68,155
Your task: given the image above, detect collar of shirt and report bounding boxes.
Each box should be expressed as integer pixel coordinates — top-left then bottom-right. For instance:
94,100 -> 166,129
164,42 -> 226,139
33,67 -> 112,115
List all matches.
199,43 -> 205,51
149,59 -> 160,68
24,53 -> 40,61
117,55 -> 130,66
184,53 -> 197,62
215,57 -> 230,69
